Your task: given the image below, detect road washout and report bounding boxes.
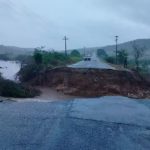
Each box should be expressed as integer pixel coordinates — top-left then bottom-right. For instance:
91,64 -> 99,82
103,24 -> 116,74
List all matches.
29,67 -> 150,99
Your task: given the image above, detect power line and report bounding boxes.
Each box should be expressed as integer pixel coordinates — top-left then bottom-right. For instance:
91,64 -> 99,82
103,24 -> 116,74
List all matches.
63,36 -> 69,56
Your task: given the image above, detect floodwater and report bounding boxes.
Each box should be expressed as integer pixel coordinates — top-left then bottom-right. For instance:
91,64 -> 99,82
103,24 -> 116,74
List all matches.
0,60 -> 20,81
0,60 -> 75,102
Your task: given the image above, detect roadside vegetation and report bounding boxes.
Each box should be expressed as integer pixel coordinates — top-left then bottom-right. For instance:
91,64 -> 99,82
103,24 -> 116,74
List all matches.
18,49 -> 82,82
0,48 -> 81,98
0,75 -> 39,98
0,53 -> 40,98
97,43 -> 150,81
0,54 -> 10,61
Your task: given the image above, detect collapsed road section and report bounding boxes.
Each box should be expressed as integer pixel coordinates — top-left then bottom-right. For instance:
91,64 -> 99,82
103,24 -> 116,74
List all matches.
30,67 -> 150,99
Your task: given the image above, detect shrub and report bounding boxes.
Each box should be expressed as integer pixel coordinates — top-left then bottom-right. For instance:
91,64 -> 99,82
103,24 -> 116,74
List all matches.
0,78 -> 40,98
18,50 -> 82,82
97,49 -> 108,59
18,64 -> 43,82
34,50 -> 43,64
70,50 -> 81,57
105,56 -> 116,64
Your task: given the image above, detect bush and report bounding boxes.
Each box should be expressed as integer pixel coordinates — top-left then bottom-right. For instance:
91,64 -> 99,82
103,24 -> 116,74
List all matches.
34,50 -> 43,64
18,64 -> 43,82
0,78 -> 40,98
105,56 -> 116,64
0,54 -> 10,60
70,50 -> 81,57
18,50 -> 82,82
97,49 -> 108,59
70,50 -> 82,63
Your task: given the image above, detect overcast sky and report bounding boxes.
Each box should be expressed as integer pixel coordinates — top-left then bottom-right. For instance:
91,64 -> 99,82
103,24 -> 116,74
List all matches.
0,0 -> 150,50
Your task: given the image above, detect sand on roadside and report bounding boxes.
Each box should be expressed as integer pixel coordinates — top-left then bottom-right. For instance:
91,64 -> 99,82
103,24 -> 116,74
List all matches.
8,87 -> 77,102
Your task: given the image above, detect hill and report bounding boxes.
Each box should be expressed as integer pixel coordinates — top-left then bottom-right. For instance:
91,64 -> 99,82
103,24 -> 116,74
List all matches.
73,39 -> 150,59
1,38 -> 150,59
0,45 -> 34,58
101,39 -> 150,57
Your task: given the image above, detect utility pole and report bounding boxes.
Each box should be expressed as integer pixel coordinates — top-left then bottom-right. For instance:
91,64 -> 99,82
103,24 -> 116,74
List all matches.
63,36 -> 69,56
115,36 -> 119,64
83,47 -> 86,57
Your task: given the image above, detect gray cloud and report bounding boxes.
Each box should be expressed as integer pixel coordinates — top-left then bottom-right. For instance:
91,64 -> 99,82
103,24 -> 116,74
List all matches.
0,0 -> 150,50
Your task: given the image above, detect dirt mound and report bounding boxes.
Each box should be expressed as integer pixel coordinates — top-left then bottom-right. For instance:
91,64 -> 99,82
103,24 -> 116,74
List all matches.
30,67 -> 150,99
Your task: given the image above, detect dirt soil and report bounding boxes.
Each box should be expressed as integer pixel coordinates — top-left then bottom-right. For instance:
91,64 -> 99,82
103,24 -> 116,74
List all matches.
29,67 -> 150,99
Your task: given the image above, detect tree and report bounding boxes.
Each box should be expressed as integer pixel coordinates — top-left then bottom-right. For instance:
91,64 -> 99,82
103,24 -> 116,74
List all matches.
70,50 -> 81,57
105,56 -> 116,64
97,49 -> 108,59
118,49 -> 128,68
33,49 -> 43,65
132,42 -> 146,72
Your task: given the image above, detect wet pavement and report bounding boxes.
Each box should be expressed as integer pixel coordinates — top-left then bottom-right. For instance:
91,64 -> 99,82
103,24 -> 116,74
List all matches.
68,53 -> 114,69
0,96 -> 150,150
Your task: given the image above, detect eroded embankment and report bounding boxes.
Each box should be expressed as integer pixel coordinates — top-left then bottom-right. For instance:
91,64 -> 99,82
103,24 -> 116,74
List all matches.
29,67 -> 150,98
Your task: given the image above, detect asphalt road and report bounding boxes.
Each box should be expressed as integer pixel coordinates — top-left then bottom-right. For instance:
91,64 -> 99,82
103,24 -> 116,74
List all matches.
0,96 -> 150,150
68,53 -> 114,69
